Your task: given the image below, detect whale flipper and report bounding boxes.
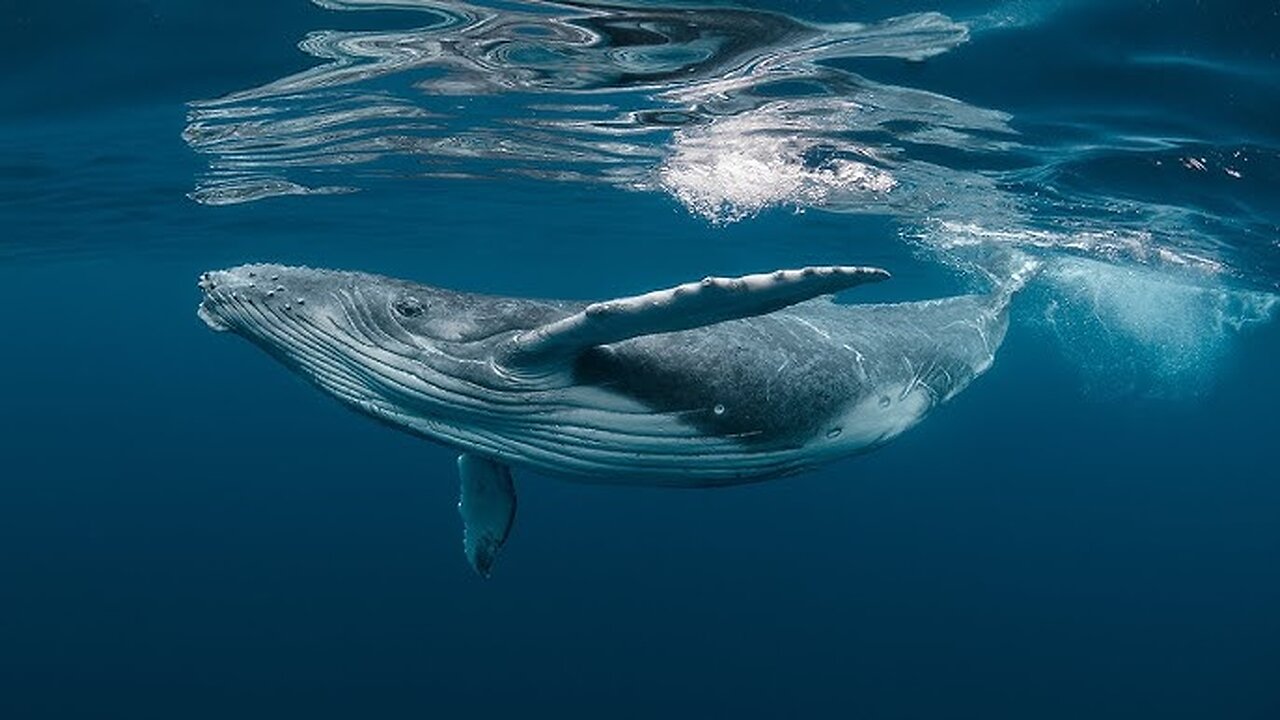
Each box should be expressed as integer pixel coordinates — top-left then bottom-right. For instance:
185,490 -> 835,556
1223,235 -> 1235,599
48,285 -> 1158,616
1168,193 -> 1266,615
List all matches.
507,265 -> 889,365
457,453 -> 517,578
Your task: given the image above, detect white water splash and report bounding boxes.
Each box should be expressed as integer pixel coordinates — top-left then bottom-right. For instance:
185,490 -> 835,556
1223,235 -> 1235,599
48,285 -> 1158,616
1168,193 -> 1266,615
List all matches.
927,221 -> 1228,276
657,102 -> 897,224
1036,258 -> 1277,396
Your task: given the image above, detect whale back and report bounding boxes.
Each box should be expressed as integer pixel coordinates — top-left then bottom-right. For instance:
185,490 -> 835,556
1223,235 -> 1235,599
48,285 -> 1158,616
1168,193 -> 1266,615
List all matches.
572,294 -> 1008,444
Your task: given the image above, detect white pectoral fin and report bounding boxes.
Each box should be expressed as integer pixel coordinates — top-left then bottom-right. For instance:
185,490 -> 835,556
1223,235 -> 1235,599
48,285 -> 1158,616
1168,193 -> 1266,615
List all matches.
506,264 -> 890,365
457,453 -> 517,578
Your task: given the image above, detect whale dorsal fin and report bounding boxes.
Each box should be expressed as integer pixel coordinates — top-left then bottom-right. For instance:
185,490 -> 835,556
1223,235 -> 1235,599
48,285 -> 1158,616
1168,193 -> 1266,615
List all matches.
506,265 -> 889,365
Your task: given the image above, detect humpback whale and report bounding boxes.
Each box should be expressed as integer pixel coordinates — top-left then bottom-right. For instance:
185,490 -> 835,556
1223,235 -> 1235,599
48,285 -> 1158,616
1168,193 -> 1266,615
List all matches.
198,263 -> 1012,575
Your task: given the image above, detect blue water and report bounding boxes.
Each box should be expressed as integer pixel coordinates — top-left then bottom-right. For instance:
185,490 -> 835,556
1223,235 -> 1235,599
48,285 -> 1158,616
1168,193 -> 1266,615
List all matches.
3,1 -> 1279,717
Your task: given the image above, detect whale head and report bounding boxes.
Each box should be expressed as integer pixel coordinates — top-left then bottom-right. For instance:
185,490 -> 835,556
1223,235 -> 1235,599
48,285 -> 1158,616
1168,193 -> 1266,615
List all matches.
197,263 -> 515,421
197,263 -> 418,343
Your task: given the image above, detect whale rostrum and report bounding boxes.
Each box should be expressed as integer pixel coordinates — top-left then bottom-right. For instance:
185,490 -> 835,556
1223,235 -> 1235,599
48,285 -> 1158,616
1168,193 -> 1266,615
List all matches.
198,263 -> 1011,575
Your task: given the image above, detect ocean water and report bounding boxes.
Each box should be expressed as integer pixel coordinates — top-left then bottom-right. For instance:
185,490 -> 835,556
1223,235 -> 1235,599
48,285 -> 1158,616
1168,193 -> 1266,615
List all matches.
2,0 -> 1279,717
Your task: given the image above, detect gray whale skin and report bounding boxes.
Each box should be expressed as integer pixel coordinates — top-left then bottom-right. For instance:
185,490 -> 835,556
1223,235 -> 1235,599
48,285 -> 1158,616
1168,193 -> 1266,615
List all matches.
199,263 -> 1011,575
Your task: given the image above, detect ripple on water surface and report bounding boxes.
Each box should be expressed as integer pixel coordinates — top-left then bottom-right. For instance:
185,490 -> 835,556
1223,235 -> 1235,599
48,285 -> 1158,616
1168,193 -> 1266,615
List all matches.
178,0 -> 1279,394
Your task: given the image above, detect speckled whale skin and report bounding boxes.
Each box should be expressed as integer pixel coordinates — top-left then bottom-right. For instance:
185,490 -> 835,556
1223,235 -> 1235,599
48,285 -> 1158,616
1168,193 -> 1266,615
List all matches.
198,263 -> 1010,487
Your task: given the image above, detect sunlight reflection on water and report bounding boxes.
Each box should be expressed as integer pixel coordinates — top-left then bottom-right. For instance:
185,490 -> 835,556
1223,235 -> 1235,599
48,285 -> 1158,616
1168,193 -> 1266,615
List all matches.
181,0 -> 1278,395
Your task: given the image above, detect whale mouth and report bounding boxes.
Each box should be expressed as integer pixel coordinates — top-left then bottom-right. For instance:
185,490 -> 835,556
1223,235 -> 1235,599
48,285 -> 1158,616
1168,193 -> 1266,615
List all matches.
197,271 -> 233,332
197,265 -> 390,410
197,265 -> 326,338
196,264 -> 440,416
197,302 -> 232,332
196,266 -> 320,345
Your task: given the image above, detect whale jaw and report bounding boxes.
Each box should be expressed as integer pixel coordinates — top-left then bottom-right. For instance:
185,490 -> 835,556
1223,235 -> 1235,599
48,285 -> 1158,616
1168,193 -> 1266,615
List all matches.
195,264 -> 429,424
196,302 -> 231,332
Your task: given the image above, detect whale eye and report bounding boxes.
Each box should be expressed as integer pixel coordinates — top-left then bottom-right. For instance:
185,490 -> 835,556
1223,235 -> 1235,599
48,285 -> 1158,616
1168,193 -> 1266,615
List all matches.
393,296 -> 424,318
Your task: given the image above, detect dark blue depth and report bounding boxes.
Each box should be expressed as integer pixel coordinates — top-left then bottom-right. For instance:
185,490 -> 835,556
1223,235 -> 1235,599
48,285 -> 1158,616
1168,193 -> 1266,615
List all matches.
2,2 -> 1278,718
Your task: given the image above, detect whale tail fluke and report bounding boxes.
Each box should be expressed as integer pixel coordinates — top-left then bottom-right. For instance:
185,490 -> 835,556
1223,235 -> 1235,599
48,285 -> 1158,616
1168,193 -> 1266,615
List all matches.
990,251 -> 1041,306
957,246 -> 1041,312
